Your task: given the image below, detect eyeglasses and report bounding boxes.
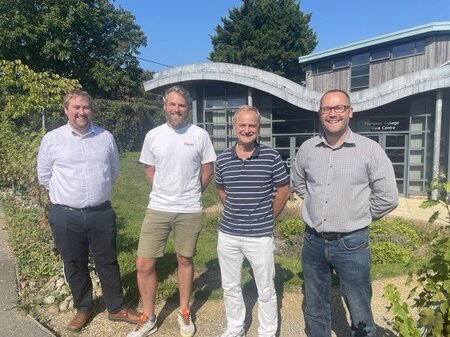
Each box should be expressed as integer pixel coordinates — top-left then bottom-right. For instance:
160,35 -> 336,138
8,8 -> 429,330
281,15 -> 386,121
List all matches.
319,105 -> 351,114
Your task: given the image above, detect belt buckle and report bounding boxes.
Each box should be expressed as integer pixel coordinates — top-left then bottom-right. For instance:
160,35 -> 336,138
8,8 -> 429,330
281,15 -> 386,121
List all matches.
322,232 -> 339,241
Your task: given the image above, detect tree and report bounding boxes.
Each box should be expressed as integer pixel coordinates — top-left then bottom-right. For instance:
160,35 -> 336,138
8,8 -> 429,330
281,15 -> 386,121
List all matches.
0,60 -> 79,195
209,0 -> 317,83
0,0 -> 147,99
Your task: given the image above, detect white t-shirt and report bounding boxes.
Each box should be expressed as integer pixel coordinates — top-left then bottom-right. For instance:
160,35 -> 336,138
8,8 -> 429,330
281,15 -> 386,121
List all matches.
140,123 -> 216,212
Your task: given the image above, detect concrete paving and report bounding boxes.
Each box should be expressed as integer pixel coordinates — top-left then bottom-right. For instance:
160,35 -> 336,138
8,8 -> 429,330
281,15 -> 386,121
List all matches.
0,196 -> 447,337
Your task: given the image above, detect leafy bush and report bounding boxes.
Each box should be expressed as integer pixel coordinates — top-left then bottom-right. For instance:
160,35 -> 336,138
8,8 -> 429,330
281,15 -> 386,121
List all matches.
371,241 -> 412,265
384,177 -> 450,336
370,218 -> 426,265
384,236 -> 450,336
275,218 -> 305,244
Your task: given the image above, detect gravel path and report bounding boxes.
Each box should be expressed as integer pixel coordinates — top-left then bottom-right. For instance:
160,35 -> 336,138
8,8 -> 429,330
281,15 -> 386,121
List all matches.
42,276 -> 408,337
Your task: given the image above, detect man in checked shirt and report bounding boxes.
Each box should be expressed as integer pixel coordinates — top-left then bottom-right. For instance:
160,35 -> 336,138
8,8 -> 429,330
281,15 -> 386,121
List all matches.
291,89 -> 398,337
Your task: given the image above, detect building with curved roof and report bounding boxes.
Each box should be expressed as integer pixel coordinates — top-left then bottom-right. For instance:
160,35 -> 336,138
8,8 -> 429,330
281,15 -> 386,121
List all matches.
143,22 -> 450,197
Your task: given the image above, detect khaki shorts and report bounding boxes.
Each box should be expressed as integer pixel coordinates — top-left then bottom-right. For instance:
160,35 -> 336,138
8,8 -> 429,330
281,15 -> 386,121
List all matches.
137,208 -> 202,258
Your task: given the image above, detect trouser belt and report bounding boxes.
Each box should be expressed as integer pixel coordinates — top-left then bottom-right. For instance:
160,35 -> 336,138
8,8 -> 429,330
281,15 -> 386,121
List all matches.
53,201 -> 111,212
305,225 -> 367,241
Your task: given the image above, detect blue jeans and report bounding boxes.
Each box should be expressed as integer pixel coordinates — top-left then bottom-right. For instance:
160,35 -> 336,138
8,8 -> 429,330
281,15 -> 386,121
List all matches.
301,227 -> 375,337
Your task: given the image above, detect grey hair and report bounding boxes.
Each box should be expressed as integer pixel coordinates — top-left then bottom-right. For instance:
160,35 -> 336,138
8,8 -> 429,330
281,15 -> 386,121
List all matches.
232,105 -> 261,124
163,85 -> 192,109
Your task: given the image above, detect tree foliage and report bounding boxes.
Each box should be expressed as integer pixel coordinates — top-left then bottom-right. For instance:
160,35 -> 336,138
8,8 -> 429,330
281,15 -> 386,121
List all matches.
209,0 -> 317,83
0,60 -> 79,196
95,97 -> 165,152
0,0 -> 147,98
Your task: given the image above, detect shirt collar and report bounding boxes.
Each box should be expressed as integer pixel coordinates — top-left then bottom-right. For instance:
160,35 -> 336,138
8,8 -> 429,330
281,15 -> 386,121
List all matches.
66,122 -> 95,137
316,127 -> 355,148
231,142 -> 261,159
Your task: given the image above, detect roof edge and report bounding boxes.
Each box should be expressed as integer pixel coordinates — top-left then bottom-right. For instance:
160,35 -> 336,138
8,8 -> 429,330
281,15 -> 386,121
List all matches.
298,21 -> 450,64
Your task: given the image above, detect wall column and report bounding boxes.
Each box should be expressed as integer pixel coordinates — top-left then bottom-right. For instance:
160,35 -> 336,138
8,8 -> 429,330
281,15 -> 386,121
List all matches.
192,86 -> 198,124
432,89 -> 443,200
247,87 -> 253,106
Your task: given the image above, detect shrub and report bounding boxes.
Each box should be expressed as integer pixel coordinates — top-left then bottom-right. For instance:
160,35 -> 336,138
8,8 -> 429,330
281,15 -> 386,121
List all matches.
275,218 -> 305,243
371,241 -> 412,265
384,176 -> 450,336
384,235 -> 450,336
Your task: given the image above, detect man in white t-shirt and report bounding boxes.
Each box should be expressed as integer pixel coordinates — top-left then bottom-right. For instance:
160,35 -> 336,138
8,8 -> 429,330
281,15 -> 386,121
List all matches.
127,85 -> 216,337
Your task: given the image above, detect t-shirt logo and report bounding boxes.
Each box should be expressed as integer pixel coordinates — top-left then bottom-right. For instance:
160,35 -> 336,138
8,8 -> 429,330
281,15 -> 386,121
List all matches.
184,141 -> 194,146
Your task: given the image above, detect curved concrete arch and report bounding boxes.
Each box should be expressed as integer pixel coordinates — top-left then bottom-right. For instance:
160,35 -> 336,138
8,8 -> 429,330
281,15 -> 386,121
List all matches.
144,62 -> 450,112
351,66 -> 450,111
143,62 -> 322,111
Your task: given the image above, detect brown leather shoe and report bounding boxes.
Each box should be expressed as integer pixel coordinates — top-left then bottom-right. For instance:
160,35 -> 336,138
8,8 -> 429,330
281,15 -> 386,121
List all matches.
67,309 -> 93,332
108,306 -> 141,324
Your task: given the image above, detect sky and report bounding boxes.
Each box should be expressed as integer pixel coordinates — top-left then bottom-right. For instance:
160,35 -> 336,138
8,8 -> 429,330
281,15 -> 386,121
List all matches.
115,0 -> 450,72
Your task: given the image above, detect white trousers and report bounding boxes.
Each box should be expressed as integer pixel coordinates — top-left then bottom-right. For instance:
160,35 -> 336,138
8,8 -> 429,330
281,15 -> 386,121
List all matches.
217,231 -> 277,337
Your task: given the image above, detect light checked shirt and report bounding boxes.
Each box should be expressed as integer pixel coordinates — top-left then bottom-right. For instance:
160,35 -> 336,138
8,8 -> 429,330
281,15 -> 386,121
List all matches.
291,128 -> 398,233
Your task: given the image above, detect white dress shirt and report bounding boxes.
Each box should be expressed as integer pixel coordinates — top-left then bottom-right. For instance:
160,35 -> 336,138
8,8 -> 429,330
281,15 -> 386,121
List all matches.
37,123 -> 120,209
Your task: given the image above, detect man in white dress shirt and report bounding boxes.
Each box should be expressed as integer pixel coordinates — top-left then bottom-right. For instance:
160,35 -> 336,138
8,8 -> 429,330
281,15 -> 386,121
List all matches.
37,89 -> 140,332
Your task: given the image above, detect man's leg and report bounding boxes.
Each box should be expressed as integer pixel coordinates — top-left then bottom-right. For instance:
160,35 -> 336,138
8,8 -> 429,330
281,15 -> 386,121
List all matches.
87,207 -> 124,313
176,253 -> 193,310
331,228 -> 376,337
136,257 -> 158,317
172,211 -> 202,310
49,205 -> 93,311
135,208 -> 172,317
301,232 -> 333,337
245,236 -> 277,337
217,231 -> 246,333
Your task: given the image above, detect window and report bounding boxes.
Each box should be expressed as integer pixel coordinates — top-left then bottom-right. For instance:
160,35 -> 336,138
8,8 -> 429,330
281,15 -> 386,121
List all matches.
351,54 -> 370,92
351,53 -> 370,66
370,49 -> 390,61
416,39 -> 425,53
312,60 -> 333,74
392,40 -> 425,58
392,42 -> 415,58
333,58 -> 350,69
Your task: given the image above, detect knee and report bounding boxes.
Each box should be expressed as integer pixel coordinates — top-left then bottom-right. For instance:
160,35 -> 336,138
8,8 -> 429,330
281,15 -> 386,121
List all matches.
176,254 -> 192,269
258,285 -> 276,303
135,257 -> 155,275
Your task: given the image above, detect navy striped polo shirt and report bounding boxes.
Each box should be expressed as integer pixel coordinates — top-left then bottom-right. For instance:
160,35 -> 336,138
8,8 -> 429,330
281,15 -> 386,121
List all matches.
215,143 -> 289,237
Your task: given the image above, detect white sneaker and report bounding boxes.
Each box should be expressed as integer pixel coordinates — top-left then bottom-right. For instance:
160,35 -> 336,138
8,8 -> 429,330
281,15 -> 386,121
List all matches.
126,314 -> 157,337
178,308 -> 195,337
217,328 -> 245,337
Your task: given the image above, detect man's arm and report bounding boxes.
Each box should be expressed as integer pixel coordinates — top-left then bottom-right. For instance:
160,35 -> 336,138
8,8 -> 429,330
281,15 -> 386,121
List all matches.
200,162 -> 214,193
291,149 -> 307,199
369,147 -> 399,219
216,185 -> 226,204
273,183 -> 290,219
143,164 -> 155,185
110,136 -> 120,184
36,137 -> 52,189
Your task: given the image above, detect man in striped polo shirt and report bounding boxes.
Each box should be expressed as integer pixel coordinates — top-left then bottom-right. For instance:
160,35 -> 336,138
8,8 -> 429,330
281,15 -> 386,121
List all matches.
215,105 -> 290,337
